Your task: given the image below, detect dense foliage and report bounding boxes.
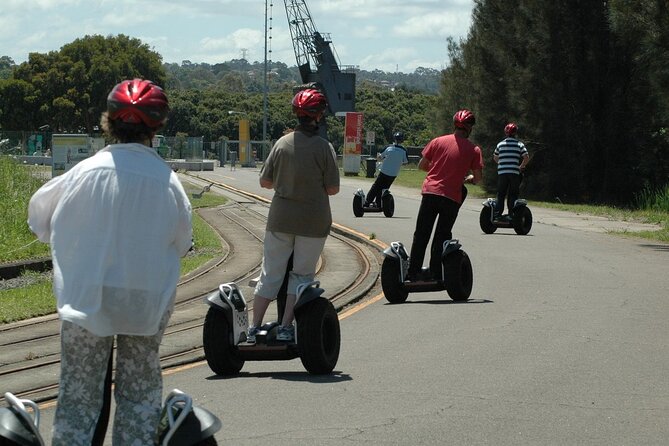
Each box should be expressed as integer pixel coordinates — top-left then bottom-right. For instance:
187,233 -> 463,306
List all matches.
0,35 -> 165,134
439,0 -> 669,205
163,83 -> 435,150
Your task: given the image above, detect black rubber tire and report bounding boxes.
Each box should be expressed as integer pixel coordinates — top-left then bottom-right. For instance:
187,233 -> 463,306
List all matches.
193,437 -> 218,446
513,206 -> 533,235
443,250 -> 473,302
479,206 -> 497,234
202,307 -> 245,375
297,298 -> 341,374
353,194 -> 364,217
381,256 -> 409,304
0,438 -> 24,446
382,193 -> 395,217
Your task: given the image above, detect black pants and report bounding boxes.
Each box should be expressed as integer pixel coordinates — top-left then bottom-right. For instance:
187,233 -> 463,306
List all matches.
408,194 -> 461,278
365,172 -> 396,205
495,173 -> 521,216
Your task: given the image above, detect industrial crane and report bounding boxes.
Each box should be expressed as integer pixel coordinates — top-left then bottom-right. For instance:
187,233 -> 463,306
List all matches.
283,0 -> 356,115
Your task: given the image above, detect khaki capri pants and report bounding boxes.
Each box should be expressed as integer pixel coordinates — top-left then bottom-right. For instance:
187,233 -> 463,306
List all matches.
254,231 -> 326,299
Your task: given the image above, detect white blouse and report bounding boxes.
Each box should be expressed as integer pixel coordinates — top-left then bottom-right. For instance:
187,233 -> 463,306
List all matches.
28,143 -> 192,336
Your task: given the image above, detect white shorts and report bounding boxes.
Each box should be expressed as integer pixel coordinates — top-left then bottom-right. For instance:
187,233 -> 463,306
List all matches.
254,231 -> 327,300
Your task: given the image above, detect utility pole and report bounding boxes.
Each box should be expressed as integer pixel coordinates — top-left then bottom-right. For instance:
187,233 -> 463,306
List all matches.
263,0 -> 269,150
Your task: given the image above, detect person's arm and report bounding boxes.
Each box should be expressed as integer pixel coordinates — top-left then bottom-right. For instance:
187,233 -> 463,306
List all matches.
418,156 -> 430,172
519,153 -> 529,171
28,176 -> 66,243
493,154 -> 499,164
172,178 -> 194,257
326,185 -> 340,195
464,169 -> 483,185
260,177 -> 274,189
324,143 -> 340,196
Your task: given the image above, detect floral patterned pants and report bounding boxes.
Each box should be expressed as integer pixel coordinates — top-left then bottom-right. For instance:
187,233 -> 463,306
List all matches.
52,311 -> 170,446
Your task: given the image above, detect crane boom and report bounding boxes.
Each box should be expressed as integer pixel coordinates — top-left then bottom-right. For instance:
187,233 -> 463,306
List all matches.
284,0 -> 356,115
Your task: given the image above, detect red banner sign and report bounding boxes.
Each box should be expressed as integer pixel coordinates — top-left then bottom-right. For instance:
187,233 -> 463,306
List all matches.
343,112 -> 363,155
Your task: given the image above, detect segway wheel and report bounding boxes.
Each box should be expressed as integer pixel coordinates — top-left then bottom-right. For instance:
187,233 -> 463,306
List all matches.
443,249 -> 473,301
192,438 -> 217,446
479,206 -> 497,234
353,194 -> 364,217
381,256 -> 409,304
296,298 -> 340,374
382,193 -> 395,218
513,206 -> 533,235
202,307 -> 245,375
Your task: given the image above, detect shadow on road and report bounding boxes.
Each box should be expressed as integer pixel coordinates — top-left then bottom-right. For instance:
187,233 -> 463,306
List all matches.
388,298 -> 493,305
638,243 -> 669,252
205,371 -> 353,383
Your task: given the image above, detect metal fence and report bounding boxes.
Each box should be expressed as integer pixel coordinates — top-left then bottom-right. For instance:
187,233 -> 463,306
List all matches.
217,140 -> 271,167
0,131 -> 53,155
1,130 -> 278,168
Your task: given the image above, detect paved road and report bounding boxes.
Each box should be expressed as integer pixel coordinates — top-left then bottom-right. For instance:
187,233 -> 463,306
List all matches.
37,166 -> 668,445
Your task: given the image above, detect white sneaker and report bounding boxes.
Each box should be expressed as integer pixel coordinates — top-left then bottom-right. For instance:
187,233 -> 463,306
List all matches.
247,325 -> 260,343
276,325 -> 295,342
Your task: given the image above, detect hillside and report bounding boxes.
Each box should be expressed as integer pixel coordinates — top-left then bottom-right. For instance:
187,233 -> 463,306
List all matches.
164,59 -> 440,94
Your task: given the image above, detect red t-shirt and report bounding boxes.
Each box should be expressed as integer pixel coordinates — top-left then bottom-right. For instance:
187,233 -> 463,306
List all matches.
421,134 -> 483,203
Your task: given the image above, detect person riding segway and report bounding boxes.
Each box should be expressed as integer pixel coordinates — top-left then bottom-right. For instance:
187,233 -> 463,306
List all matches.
381,110 -> 483,304
202,89 -> 341,375
479,122 -> 532,235
353,131 -> 408,218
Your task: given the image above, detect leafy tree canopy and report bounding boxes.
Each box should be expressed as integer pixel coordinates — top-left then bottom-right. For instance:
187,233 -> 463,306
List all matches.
0,34 -> 164,133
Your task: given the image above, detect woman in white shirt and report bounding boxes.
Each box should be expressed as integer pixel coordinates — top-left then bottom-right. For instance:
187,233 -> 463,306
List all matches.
28,79 -> 192,445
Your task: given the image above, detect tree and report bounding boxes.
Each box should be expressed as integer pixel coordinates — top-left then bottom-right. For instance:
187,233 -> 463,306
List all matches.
4,35 -> 165,133
0,56 -> 15,80
438,0 -> 664,205
0,78 -> 36,130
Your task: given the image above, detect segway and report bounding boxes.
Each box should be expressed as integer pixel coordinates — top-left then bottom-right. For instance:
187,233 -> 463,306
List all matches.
479,198 -> 532,235
0,393 -> 44,446
353,188 -> 394,218
202,278 -> 341,376
380,239 -> 473,304
0,390 -> 221,446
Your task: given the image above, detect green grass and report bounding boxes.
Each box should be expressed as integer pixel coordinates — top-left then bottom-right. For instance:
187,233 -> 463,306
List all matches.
0,158 -> 52,262
0,273 -> 55,323
181,180 -> 229,275
0,176 -> 228,324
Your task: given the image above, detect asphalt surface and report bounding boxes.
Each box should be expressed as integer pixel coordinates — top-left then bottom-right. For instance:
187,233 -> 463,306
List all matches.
27,165 -> 669,445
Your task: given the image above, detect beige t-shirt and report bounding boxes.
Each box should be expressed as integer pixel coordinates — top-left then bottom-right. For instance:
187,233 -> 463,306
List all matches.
261,128 -> 340,237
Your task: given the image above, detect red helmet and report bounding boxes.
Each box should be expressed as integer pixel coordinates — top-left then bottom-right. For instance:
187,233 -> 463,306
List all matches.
107,79 -> 169,128
292,89 -> 328,119
504,122 -> 518,137
453,109 -> 476,129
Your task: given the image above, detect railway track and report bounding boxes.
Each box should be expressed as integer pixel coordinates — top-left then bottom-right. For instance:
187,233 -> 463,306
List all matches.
0,178 -> 381,404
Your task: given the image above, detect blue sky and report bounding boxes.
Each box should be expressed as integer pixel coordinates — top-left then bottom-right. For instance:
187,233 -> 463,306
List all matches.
1,0 -> 475,73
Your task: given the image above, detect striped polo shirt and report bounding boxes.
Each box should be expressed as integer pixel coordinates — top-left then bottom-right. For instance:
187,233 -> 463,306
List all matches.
494,137 -> 528,175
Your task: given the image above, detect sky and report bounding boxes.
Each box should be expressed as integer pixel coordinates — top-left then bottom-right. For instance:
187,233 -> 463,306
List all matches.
0,0 -> 475,73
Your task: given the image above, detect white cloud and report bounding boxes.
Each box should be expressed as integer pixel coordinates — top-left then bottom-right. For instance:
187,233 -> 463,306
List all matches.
3,0 -> 82,11
396,12 -> 471,39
